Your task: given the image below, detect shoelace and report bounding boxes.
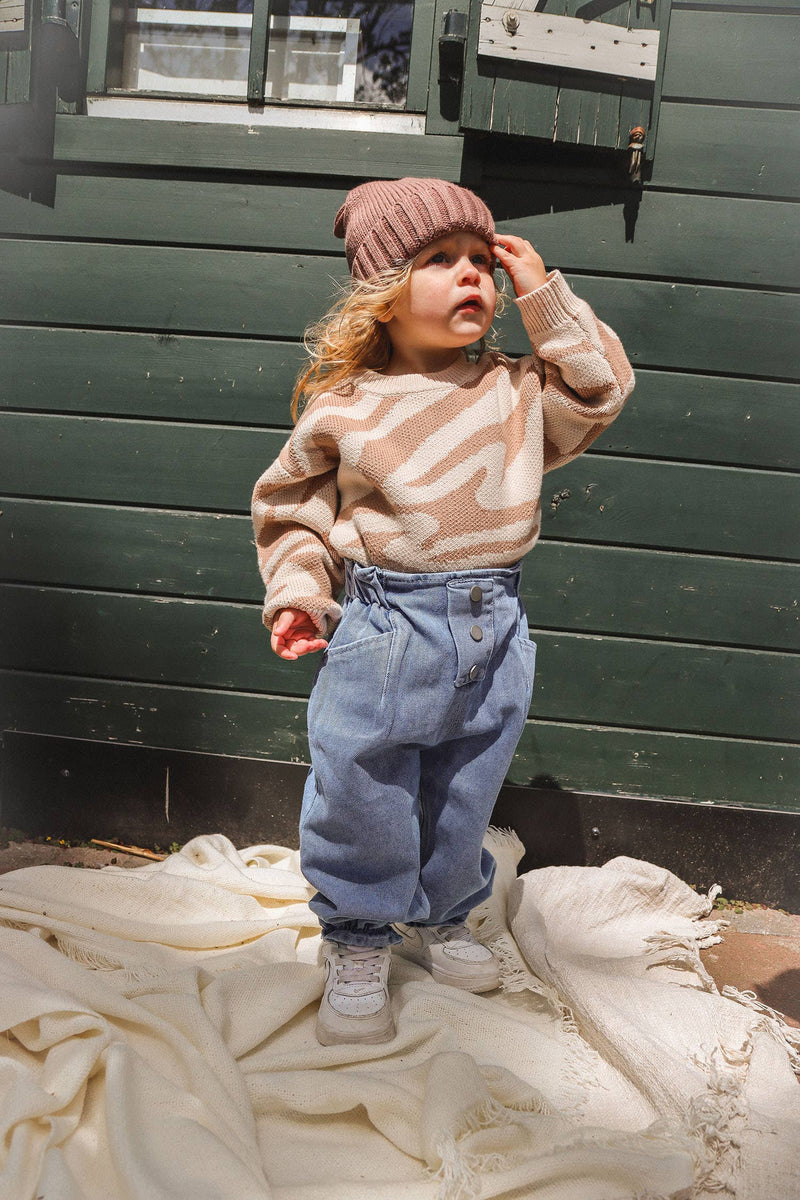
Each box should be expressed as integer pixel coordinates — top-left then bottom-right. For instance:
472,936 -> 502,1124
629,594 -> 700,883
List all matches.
334,946 -> 387,985
438,924 -> 473,944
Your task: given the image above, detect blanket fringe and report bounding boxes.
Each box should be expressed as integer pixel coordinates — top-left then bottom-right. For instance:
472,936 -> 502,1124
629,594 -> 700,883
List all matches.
55,934 -> 130,972
680,1039 -> 751,1195
427,1097 -> 523,1200
470,903 -> 604,1117
643,933 -> 720,992
720,986 -> 800,1078
470,898 -> 560,1011
54,933 -> 164,983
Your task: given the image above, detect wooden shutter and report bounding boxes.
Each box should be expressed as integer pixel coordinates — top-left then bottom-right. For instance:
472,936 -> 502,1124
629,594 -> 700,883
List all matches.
459,0 -> 672,163
0,0 -> 32,105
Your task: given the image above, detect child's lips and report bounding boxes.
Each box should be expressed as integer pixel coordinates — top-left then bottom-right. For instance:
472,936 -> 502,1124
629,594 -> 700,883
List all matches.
456,296 -> 483,313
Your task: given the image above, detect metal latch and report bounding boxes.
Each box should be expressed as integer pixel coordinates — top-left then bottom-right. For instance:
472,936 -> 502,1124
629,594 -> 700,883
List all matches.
42,0 -> 82,39
439,9 -> 468,87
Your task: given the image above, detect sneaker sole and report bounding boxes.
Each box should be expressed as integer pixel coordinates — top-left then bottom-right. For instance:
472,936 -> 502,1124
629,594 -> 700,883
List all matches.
395,947 -> 500,993
316,1013 -> 396,1046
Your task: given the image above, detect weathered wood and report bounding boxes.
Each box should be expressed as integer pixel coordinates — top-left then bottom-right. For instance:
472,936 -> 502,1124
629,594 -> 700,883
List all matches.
3,412 -> 798,558
652,102 -> 800,196
663,9 -> 800,105
461,0 -> 662,149
0,241 -> 346,338
53,115 -> 465,178
2,498 -> 798,650
598,372 -> 800,472
1,668 -> 797,810
1,585 -> 797,739
540,455 -> 799,561
0,0 -> 25,35
1,242 -> 797,378
478,6 -> 660,83
0,326 -> 304,426
1,40 -> 29,104
502,275 -> 800,380
1,175 -> 796,289
2,326 -> 796,472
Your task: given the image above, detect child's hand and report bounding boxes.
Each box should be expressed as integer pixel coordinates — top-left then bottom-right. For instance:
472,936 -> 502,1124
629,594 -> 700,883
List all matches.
492,235 -> 548,298
271,608 -> 328,660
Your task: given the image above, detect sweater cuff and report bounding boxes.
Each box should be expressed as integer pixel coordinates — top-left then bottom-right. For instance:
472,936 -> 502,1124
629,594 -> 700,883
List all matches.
514,270 -> 582,336
263,596 -> 342,638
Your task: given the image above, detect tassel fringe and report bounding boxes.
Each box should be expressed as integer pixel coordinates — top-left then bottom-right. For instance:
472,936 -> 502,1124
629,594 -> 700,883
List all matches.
428,1097 -> 522,1200
720,986 -> 800,1078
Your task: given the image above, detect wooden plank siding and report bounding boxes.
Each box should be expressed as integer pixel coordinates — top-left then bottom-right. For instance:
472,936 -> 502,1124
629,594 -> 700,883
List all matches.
1,0 -> 798,815
3,499 -> 798,651
1,414 -> 798,559
0,179 -> 797,290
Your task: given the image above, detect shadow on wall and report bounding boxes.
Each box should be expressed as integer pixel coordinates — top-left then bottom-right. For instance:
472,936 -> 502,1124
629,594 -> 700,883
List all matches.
492,777 -> 800,912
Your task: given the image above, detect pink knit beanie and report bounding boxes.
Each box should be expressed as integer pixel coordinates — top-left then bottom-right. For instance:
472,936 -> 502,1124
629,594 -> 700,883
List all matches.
334,177 -> 495,280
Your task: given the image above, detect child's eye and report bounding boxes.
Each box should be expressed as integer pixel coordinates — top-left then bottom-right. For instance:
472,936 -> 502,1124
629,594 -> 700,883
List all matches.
428,251 -> 447,264
472,254 -> 490,266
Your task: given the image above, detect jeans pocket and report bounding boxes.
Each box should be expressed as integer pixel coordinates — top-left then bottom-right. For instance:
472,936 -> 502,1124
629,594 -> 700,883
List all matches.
516,636 -> 537,713
308,618 -> 398,745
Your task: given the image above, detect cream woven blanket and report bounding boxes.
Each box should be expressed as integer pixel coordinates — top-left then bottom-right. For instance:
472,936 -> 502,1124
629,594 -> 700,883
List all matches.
0,828 -> 797,1200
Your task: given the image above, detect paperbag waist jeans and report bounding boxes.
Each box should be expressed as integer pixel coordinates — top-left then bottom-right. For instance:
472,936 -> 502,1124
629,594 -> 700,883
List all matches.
300,560 -> 537,947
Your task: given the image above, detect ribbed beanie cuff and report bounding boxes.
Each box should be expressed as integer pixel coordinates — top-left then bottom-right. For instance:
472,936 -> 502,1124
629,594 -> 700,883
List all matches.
334,177 -> 495,280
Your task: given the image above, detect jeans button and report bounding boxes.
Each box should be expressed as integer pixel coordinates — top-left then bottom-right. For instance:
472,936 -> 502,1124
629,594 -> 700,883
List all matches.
468,664 -> 479,681
470,624 -> 483,642
470,585 -> 483,603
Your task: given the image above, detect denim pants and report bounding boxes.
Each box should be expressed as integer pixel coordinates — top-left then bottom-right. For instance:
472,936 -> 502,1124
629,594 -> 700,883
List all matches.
300,560 -> 537,948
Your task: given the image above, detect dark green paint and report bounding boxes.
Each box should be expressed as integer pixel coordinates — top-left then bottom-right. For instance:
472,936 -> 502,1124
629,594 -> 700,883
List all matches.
663,10 -> 800,105
0,174 -> 797,289
1,668 -> 797,810
1,325 -> 797,472
53,115 -> 465,179
0,242 -> 797,378
1,585 -> 798,740
1,2 -> 798,812
2,498 -> 798,651
3,412 -> 798,558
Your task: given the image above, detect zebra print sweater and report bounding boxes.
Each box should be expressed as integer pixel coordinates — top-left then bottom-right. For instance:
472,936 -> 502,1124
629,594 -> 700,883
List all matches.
251,270 -> 635,635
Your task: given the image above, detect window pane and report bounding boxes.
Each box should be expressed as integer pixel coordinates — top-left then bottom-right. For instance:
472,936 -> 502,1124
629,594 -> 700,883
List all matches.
269,3 -> 413,108
121,1 -> 253,98
119,0 -> 414,107
0,0 -> 26,34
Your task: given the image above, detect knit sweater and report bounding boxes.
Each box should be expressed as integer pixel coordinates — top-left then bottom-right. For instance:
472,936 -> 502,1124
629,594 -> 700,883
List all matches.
252,270 -> 634,635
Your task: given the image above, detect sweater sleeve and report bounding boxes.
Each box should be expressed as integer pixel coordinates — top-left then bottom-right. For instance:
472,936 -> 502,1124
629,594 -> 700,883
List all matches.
515,270 -> 635,473
251,414 -> 344,637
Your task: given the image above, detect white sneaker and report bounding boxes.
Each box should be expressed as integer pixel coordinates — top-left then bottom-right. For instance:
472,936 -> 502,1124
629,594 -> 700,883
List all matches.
316,943 -> 395,1045
393,923 -> 500,992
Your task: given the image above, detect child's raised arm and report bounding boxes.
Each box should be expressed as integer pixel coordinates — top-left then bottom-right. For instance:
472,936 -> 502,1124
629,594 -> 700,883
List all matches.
494,233 -> 634,471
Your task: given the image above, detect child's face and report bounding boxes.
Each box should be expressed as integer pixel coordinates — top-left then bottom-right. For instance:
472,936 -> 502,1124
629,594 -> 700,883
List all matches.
381,231 -> 496,364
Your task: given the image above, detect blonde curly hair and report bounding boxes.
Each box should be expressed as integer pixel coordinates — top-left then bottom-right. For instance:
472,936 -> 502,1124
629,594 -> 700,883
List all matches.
291,259 -> 506,422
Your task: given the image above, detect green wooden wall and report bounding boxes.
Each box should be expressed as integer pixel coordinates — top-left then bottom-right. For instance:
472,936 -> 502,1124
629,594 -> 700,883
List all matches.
1,0 -> 798,813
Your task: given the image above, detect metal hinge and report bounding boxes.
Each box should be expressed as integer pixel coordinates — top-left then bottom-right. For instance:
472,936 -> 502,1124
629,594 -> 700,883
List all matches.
42,0 -> 82,39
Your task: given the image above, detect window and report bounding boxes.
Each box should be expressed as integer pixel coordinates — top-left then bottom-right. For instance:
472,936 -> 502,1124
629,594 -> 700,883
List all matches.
0,0 -> 25,36
114,0 -> 416,109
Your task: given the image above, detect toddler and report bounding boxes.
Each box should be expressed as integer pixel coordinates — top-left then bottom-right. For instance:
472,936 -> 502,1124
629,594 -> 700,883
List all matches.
252,177 -> 634,1045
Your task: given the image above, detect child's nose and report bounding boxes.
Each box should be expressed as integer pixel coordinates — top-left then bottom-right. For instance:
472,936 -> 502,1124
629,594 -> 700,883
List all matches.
457,256 -> 480,282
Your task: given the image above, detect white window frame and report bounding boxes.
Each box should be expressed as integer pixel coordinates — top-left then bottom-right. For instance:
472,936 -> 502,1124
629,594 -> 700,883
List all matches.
122,10 -> 361,104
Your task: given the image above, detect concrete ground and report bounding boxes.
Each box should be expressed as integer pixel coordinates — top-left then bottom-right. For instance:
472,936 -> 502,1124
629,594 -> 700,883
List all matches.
0,835 -> 797,1030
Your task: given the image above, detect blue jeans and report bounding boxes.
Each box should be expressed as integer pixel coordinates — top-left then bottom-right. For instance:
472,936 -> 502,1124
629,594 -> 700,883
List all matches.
300,560 -> 537,947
